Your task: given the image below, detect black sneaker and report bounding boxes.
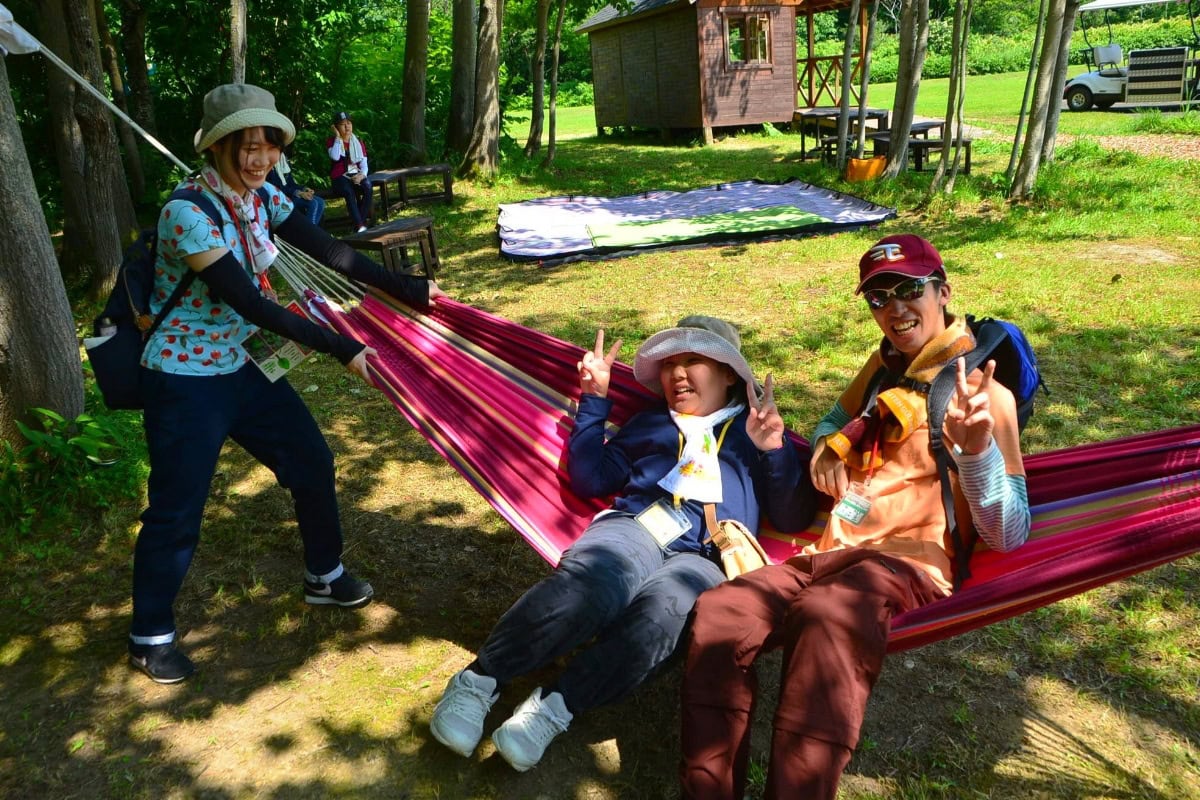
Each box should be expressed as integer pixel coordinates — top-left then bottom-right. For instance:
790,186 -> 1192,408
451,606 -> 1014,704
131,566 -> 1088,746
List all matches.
129,642 -> 195,684
304,571 -> 374,607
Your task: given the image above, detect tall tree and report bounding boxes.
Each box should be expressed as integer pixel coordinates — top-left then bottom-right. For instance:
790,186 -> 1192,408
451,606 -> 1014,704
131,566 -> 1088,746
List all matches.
523,0 -> 550,157
884,0 -> 930,177
0,56 -> 85,445
117,0 -> 157,136
541,0 -> 567,166
399,0 -> 430,164
835,0 -> 861,171
447,0 -> 477,155
459,0 -> 503,178
1041,0 -> 1080,164
42,0 -> 138,300
93,0 -> 144,199
1007,0 -> 1047,183
1010,0 -> 1067,199
930,0 -> 972,192
230,0 -> 247,83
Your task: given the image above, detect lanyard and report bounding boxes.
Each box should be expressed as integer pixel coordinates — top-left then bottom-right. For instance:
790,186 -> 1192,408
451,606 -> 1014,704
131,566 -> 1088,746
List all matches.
672,416 -> 736,510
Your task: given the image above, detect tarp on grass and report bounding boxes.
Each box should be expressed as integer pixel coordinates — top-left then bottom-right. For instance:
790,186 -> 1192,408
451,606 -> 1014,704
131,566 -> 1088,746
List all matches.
497,178 -> 897,265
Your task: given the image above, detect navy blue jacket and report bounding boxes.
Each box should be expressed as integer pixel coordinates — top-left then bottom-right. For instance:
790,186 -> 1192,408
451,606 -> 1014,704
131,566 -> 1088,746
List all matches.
568,393 -> 816,557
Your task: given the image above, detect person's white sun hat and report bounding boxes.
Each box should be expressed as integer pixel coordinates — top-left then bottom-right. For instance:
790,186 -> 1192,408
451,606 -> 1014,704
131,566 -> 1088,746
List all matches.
633,316 -> 758,397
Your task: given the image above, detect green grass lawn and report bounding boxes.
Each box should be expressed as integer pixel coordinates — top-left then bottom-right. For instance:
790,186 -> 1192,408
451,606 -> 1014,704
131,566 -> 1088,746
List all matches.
3,69 -> 1199,800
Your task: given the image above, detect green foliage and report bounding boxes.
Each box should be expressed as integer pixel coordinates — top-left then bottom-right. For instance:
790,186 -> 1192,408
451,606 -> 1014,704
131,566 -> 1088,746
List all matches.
0,408 -> 129,541
1132,108 -> 1200,134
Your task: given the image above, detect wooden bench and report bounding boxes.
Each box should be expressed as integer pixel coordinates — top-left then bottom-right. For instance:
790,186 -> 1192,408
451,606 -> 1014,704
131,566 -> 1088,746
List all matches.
868,133 -> 972,174
368,164 -> 454,221
340,216 -> 440,278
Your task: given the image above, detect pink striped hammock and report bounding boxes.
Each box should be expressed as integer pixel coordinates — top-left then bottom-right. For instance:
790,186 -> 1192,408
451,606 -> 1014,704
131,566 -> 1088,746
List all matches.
313,291 -> 1200,653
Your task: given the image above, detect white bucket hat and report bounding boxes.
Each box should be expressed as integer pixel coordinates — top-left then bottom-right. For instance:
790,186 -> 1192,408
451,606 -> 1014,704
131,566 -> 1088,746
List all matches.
633,316 -> 759,397
193,83 -> 296,153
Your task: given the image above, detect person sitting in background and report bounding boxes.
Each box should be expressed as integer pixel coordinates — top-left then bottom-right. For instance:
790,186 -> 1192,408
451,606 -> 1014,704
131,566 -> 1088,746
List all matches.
267,146 -> 325,226
327,110 -> 372,232
428,317 -> 817,773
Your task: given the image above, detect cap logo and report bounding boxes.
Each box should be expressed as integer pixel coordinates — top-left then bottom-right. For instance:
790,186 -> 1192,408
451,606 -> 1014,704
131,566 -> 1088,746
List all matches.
869,243 -> 905,263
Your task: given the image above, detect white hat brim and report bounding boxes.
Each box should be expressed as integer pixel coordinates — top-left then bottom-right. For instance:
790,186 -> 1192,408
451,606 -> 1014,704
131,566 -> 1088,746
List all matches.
633,328 -> 758,397
194,108 -> 296,153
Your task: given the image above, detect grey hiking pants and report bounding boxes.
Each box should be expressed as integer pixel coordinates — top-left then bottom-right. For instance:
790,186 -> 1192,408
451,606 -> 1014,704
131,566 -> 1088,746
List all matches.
476,512 -> 726,714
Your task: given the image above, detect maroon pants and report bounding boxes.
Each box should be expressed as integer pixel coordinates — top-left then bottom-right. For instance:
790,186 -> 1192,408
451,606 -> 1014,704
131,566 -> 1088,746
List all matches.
679,548 -> 945,800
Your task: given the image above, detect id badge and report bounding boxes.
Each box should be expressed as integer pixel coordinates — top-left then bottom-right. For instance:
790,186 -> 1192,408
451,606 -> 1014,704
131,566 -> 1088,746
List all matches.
635,499 -> 692,549
831,481 -> 873,526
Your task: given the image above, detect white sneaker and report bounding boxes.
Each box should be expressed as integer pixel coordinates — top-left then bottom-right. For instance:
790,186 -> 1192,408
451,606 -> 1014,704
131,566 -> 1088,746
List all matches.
491,687 -> 573,772
430,668 -> 499,757
356,225 -> 368,233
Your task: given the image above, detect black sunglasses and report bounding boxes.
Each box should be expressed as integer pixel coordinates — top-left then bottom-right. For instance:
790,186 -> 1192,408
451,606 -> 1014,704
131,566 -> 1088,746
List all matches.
863,276 -> 940,310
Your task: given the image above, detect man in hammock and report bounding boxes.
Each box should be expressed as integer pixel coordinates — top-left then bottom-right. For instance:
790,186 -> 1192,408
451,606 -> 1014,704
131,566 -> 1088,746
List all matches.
429,316 -> 817,772
679,234 -> 1031,800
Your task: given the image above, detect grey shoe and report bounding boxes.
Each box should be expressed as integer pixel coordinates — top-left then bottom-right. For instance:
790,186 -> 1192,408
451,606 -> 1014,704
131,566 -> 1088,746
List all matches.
430,668 -> 499,757
491,687 -> 572,772
304,571 -> 373,607
128,642 -> 195,684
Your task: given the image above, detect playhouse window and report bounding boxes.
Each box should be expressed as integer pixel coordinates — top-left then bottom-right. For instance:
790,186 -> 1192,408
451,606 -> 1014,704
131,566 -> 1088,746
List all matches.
726,13 -> 771,66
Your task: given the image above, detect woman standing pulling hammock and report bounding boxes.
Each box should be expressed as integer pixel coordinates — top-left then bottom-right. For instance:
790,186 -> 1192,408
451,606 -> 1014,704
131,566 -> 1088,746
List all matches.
430,316 -> 817,772
679,234 -> 1030,800
127,84 -> 446,684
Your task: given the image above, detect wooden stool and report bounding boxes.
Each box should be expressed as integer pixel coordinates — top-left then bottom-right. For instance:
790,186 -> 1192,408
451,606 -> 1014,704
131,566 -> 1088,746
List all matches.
341,216 -> 439,278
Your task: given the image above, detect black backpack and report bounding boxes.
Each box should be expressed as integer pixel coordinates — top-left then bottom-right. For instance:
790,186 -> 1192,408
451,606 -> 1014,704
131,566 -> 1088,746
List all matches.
89,186 -> 268,409
864,316 -> 1048,587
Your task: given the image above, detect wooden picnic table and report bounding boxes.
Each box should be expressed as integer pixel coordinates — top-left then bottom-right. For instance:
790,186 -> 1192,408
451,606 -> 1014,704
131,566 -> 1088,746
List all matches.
794,107 -> 891,161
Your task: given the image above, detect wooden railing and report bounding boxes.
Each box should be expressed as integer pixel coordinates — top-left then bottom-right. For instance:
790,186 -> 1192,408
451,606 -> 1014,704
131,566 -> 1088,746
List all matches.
797,54 -> 864,108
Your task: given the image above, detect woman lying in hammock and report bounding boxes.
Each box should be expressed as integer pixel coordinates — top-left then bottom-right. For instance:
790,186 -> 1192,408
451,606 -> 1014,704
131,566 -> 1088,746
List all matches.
429,316 -> 817,771
679,234 -> 1032,800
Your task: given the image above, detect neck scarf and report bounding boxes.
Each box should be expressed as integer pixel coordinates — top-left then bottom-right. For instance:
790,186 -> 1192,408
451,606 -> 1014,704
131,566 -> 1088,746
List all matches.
345,134 -> 365,166
275,151 -> 292,178
827,315 -> 974,471
200,164 -> 277,273
657,402 -> 744,503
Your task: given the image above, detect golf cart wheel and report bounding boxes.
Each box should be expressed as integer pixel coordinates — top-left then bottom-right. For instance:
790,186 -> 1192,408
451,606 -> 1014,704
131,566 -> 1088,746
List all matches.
1066,85 -> 1093,112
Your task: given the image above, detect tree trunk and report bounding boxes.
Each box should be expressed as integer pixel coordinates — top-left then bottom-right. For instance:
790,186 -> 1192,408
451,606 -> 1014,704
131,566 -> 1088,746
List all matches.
230,0 -> 247,83
1010,0 -> 1066,200
1041,0 -> 1081,164
118,0 -> 157,136
0,57 -> 85,446
884,0 -> 929,177
541,0 -> 567,167
399,0 -> 430,165
94,0 -> 144,200
524,0 -> 550,158
853,1 -> 878,160
1008,0 -> 1048,184
931,0 -> 971,191
447,0 -> 477,155
43,0 -> 138,301
459,0 -> 503,178
835,0 -> 861,170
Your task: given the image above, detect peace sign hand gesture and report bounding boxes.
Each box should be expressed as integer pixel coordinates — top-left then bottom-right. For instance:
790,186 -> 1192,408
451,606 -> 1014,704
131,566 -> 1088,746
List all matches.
578,329 -> 622,398
943,357 -> 997,456
745,374 -> 785,452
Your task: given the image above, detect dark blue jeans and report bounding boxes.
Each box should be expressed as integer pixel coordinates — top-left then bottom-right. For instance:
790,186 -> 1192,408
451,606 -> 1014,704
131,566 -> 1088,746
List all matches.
291,192 -> 326,226
331,174 -> 373,227
131,365 -> 343,641
476,513 -> 726,714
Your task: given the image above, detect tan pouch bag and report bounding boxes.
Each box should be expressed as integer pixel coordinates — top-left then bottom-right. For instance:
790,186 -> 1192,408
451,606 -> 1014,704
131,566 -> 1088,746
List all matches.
703,504 -> 769,580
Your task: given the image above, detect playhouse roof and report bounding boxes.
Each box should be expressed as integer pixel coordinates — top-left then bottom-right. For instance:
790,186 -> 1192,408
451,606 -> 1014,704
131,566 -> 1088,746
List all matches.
578,0 -> 854,34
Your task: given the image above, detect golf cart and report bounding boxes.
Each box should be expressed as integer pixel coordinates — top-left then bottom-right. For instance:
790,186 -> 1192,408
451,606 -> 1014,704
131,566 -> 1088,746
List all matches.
1063,0 -> 1200,111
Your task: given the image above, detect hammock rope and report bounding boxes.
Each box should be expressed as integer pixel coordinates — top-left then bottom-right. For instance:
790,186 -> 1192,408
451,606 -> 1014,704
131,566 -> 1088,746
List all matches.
283,279 -> 1200,652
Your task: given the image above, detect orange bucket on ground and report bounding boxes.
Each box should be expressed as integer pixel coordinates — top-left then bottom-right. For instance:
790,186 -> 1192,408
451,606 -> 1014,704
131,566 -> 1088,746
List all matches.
844,155 -> 886,182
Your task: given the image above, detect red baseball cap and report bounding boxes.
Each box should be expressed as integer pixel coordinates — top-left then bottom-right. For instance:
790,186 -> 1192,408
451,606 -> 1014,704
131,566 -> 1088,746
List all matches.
855,234 -> 946,293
